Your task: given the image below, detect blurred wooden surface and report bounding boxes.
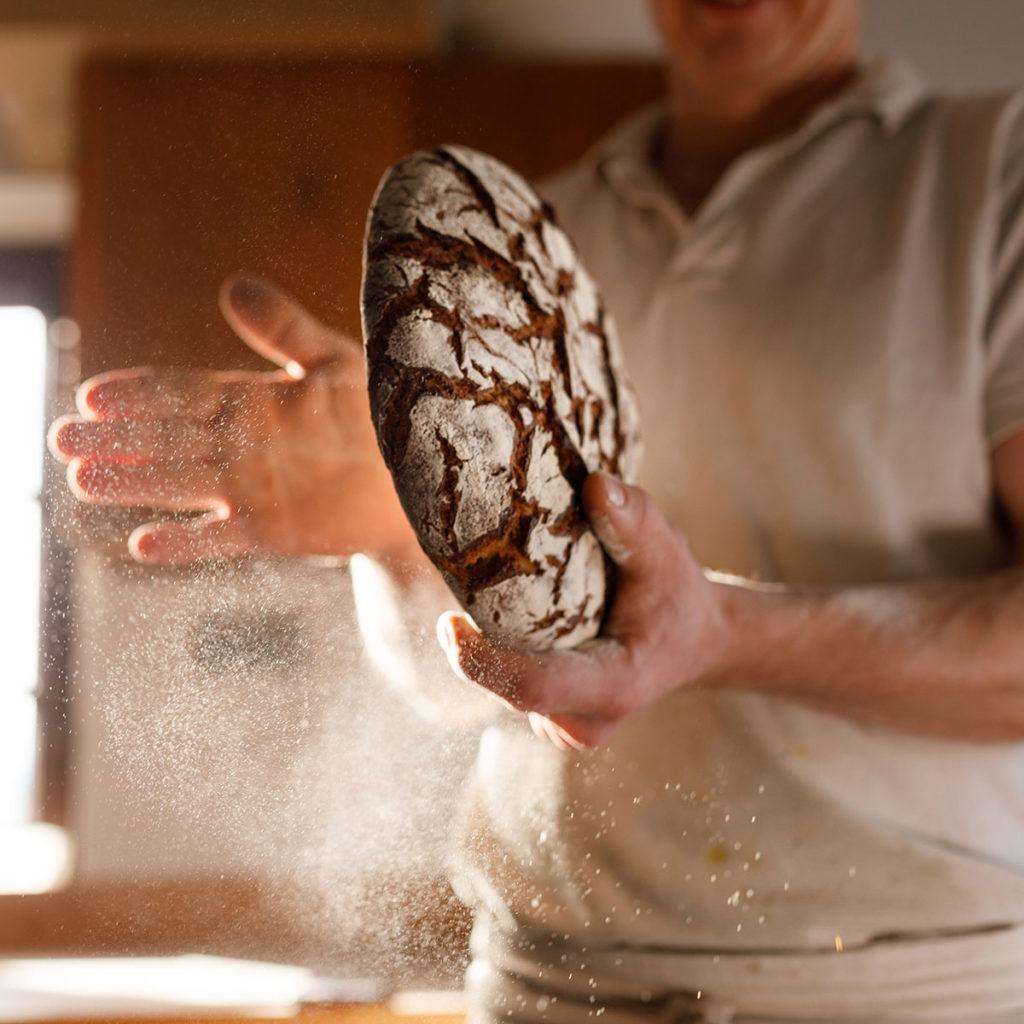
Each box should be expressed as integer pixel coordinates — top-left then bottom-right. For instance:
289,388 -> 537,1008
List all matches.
11,1012 -> 463,1024
4,1011 -> 460,1019
0,950 -> 466,1024
0,875 -> 472,989
0,1004 -> 465,1024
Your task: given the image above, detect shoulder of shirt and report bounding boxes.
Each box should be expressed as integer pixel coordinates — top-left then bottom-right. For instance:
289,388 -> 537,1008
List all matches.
917,79 -> 1024,182
534,56 -> 1024,211
922,77 -> 1024,130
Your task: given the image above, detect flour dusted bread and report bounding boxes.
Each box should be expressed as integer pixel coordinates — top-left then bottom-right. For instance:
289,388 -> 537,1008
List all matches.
361,145 -> 641,650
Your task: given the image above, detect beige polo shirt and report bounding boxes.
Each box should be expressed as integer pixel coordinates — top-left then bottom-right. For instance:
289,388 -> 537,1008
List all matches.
455,58 -> 1024,1018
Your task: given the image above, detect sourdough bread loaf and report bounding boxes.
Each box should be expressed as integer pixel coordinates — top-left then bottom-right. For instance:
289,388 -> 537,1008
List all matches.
361,145 -> 641,650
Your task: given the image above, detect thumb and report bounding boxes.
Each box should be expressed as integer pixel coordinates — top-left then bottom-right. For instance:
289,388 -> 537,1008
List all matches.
218,274 -> 359,378
581,471 -> 667,575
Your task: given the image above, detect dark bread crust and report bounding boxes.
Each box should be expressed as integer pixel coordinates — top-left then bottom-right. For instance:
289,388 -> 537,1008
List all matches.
361,145 -> 641,650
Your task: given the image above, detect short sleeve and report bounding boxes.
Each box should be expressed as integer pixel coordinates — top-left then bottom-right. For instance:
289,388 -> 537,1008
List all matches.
985,92 -> 1024,445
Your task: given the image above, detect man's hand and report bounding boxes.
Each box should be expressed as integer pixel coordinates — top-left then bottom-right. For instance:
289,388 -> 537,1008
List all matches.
438,430 -> 1024,749
48,276 -> 420,567
437,472 -> 731,749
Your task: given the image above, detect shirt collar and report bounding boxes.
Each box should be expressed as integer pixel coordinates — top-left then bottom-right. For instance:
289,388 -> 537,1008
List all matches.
593,55 -> 931,212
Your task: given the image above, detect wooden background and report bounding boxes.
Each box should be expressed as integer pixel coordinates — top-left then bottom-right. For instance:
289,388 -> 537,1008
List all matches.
73,58 -> 664,377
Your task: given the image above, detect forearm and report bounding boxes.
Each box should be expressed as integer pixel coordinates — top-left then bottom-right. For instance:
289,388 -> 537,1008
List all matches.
709,566 -> 1024,740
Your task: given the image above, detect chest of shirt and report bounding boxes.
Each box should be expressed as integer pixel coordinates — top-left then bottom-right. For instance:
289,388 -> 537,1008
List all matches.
555,111 -> 1007,581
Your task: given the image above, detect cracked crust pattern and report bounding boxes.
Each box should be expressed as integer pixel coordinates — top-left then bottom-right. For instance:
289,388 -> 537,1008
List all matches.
361,145 -> 641,650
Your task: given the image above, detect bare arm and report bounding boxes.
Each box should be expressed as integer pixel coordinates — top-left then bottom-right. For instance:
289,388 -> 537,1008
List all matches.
709,560 -> 1024,742
441,434 -> 1024,748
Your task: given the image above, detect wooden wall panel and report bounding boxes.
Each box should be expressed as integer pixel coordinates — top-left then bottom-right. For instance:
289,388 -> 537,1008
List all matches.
73,58 -> 663,376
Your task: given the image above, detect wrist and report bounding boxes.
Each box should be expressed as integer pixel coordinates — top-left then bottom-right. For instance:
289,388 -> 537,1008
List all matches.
701,570 -> 794,693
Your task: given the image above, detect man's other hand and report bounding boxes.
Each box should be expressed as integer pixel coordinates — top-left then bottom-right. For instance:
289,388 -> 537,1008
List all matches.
48,275 -> 419,567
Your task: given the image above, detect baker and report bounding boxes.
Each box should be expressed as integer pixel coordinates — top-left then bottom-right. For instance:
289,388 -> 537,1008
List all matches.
49,1 -> 1024,1020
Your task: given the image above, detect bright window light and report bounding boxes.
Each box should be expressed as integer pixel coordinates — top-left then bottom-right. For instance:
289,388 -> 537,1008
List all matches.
0,822 -> 72,894
0,305 -> 47,830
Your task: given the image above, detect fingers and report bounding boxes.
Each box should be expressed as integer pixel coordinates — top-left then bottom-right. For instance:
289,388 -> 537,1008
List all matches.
582,472 -> 702,652
129,515 -> 256,564
69,276 -> 360,423
73,368 -> 267,422
67,458 -> 228,513
581,471 -> 661,570
437,612 -> 630,723
528,712 -> 605,751
219,275 -> 363,379
49,415 -> 220,463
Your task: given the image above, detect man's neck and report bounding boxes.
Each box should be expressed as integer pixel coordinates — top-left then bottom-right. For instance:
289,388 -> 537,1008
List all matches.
659,65 -> 859,215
